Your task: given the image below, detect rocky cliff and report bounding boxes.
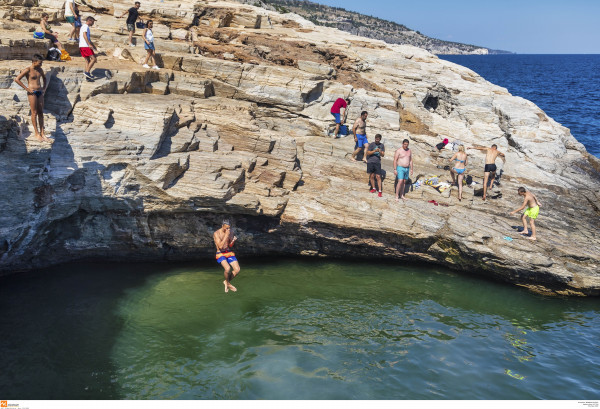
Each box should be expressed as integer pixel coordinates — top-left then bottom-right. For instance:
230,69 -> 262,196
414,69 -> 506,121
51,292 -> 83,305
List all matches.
0,0 -> 599,295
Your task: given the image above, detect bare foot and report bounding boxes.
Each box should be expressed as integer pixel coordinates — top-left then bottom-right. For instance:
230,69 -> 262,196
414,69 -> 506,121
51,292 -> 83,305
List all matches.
395,197 -> 399,202
350,157 -> 357,162
33,133 -> 45,142
520,231 -> 530,236
401,196 -> 407,201
362,159 -> 367,163
223,280 -> 229,293
526,236 -> 537,241
228,283 -> 237,292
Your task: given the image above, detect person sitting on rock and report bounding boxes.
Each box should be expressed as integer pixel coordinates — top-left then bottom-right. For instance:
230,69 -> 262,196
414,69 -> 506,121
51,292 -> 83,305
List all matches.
351,111 -> 369,162
467,144 -> 505,201
141,20 -> 159,70
213,220 -> 240,293
330,97 -> 349,138
38,13 -> 64,51
394,139 -> 413,201
119,2 -> 142,47
509,187 -> 541,241
79,16 -> 98,80
449,145 -> 468,201
14,54 -> 51,142
366,134 -> 385,197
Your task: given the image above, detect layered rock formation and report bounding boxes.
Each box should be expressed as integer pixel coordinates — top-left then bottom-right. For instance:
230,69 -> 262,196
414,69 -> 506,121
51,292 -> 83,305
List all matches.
0,0 -> 599,295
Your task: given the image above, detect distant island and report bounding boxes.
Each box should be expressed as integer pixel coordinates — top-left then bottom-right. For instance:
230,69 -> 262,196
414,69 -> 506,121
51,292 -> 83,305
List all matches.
237,0 -> 513,55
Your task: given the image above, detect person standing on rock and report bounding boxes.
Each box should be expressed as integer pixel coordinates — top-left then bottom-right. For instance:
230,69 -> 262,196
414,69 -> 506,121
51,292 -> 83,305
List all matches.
394,139 -> 413,201
366,134 -> 385,197
468,144 -> 505,201
351,111 -> 369,162
449,145 -> 468,201
509,187 -> 541,241
14,54 -> 51,143
141,20 -> 159,70
65,0 -> 79,41
213,220 -> 240,293
330,97 -> 349,138
119,2 -> 142,47
79,16 -> 97,80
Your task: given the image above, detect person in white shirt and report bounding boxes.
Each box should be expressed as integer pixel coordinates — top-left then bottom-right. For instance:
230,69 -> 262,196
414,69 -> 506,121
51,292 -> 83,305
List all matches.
79,16 -> 97,80
65,0 -> 78,41
141,20 -> 159,70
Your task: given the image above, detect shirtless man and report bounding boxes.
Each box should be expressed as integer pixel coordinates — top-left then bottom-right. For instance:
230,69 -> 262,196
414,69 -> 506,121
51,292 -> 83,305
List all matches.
14,54 -> 51,142
509,187 -> 541,241
213,220 -> 240,293
393,139 -> 413,201
351,111 -> 368,162
468,144 -> 505,201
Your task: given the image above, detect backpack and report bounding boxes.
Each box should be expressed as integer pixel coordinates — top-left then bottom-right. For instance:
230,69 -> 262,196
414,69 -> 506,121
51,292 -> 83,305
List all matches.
47,47 -> 60,61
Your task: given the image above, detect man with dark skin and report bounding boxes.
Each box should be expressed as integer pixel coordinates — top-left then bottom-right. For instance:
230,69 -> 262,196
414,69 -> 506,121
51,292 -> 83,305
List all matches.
213,220 -> 240,293
14,54 -> 51,142
393,139 -> 413,201
468,144 -> 506,201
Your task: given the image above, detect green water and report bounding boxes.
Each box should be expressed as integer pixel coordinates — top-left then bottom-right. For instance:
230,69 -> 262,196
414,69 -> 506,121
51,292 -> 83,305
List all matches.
1,259 -> 598,399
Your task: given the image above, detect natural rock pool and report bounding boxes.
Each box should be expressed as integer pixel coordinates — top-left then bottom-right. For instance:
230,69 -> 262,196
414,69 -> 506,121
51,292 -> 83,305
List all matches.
1,259 -> 598,399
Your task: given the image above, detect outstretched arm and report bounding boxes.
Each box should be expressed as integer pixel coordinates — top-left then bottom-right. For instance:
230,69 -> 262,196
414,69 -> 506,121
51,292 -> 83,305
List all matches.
510,197 -> 528,215
468,146 -> 487,152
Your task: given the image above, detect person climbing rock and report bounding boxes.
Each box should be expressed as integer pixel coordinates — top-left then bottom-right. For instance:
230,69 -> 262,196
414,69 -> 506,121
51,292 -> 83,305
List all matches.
330,97 -> 349,138
119,1 -> 142,47
79,16 -> 98,80
366,134 -> 385,197
351,111 -> 369,162
509,187 -> 541,241
213,220 -> 241,293
394,139 -> 413,201
468,144 -> 505,201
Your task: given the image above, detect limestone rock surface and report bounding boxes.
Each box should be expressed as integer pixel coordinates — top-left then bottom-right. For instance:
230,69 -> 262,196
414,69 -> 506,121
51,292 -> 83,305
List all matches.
0,0 -> 599,296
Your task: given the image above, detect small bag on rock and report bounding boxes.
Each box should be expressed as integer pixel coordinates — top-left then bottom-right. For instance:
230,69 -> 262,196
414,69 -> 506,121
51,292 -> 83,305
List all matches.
47,47 -> 61,61
60,49 -> 71,61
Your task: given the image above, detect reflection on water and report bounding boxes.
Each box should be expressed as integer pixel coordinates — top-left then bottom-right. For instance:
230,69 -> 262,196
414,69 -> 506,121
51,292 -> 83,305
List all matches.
0,259 -> 598,399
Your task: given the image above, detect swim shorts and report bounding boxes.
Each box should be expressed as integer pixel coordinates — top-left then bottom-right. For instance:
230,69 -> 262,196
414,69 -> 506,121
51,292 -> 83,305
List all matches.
127,23 -> 136,32
453,167 -> 466,174
331,112 -> 341,124
366,161 -> 381,175
66,16 -> 76,24
396,166 -> 409,180
216,251 -> 237,264
524,206 -> 539,220
28,90 -> 43,97
80,47 -> 95,58
355,134 -> 368,148
484,163 -> 497,173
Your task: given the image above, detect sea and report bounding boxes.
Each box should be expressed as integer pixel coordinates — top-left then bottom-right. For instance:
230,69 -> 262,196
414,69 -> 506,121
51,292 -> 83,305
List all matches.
439,54 -> 600,158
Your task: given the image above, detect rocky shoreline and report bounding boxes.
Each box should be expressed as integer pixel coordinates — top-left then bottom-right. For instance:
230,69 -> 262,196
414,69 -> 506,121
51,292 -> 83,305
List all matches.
0,0 -> 598,295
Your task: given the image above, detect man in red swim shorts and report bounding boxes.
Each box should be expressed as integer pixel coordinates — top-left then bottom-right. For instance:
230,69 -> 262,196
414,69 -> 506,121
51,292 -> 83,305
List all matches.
213,220 -> 240,293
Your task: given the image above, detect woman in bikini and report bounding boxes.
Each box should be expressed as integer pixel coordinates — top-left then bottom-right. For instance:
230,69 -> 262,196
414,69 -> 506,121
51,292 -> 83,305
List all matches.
449,145 -> 468,201
38,13 -> 64,51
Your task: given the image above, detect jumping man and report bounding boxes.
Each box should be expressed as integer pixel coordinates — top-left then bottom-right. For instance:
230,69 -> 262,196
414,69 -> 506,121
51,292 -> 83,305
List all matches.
393,139 -> 413,201
14,54 -> 51,142
213,220 -> 241,293
468,144 -> 505,201
509,187 -> 541,241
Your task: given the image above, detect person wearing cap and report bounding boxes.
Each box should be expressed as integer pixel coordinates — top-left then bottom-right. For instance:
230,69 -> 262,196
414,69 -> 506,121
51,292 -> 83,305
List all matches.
79,16 -> 97,80
213,220 -> 241,293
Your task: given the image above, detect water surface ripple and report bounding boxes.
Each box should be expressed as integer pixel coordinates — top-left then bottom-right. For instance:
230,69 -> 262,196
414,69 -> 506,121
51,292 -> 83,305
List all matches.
0,260 -> 598,399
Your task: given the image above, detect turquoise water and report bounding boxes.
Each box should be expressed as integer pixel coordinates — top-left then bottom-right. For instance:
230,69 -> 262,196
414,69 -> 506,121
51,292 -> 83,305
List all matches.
0,259 -> 598,399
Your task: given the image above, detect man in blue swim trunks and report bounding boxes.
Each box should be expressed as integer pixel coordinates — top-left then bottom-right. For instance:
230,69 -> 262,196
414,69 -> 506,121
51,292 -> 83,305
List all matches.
14,54 -> 51,142
213,220 -> 240,293
351,111 -> 369,162
393,139 -> 413,201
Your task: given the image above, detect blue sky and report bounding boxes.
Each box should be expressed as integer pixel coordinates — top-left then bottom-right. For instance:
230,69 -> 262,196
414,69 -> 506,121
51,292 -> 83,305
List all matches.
312,0 -> 600,53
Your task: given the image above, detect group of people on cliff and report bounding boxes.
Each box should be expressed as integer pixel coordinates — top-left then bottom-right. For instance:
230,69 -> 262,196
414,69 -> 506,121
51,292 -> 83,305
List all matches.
329,97 -> 541,239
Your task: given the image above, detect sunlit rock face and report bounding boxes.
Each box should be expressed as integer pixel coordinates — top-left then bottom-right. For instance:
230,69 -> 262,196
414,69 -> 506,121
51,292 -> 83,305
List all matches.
0,0 -> 598,295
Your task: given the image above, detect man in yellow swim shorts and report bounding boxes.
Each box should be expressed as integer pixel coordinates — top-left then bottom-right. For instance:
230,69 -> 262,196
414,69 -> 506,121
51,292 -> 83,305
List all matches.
509,187 -> 542,241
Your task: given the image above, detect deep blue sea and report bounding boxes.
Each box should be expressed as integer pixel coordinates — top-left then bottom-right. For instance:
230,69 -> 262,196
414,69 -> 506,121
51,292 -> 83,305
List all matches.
439,54 -> 600,157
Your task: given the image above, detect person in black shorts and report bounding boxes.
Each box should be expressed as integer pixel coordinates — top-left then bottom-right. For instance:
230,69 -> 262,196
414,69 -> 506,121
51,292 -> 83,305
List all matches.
119,2 -> 142,47
366,134 -> 385,197
468,144 -> 506,201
